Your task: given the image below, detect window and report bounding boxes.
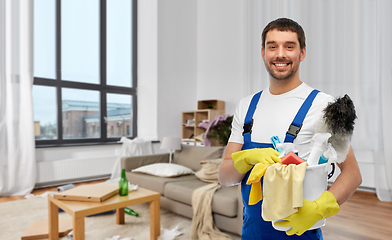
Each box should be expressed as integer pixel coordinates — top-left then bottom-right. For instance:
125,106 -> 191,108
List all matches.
33,0 -> 137,146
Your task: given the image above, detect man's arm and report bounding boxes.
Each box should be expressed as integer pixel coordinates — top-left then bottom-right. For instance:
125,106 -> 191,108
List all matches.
218,142 -> 244,188
328,146 -> 362,205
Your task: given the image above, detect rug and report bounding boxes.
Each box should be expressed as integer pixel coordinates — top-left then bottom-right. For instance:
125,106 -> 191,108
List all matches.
0,197 -> 240,240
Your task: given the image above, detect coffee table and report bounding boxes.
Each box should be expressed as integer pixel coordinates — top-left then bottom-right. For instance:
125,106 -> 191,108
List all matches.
47,187 -> 160,240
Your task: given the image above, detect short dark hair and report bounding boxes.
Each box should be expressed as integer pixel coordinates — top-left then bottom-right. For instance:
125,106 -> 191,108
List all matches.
261,18 -> 306,50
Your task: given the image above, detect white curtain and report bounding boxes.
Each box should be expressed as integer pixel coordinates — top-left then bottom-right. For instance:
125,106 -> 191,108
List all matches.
376,0 -> 392,202
0,0 -> 36,196
245,0 -> 392,201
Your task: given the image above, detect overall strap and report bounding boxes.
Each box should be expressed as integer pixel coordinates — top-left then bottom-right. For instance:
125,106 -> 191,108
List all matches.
284,89 -> 320,143
242,91 -> 263,143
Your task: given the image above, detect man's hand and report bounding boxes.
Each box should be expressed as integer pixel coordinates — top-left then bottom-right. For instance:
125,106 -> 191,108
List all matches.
275,191 -> 339,236
232,148 -> 281,174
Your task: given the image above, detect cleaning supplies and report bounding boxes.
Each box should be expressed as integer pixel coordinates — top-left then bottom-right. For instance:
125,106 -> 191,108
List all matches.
313,94 -> 357,163
306,133 -> 331,166
319,143 -> 337,164
270,136 -> 283,153
262,162 -> 308,221
274,191 -> 339,236
272,162 -> 330,232
276,142 -> 297,158
281,152 -> 306,165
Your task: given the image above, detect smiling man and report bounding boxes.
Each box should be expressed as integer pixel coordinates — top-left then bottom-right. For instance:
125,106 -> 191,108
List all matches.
218,18 -> 362,240
263,30 -> 304,80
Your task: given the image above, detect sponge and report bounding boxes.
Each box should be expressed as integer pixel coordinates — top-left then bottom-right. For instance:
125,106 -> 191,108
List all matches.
281,152 -> 306,165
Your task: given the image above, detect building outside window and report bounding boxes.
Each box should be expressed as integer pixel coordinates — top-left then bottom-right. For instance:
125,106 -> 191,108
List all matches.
32,0 -> 137,146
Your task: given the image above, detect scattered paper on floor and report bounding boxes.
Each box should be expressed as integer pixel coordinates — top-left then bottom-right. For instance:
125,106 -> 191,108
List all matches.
158,225 -> 183,240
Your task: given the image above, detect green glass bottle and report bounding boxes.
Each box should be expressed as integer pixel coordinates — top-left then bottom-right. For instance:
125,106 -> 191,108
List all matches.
124,207 -> 139,217
119,169 -> 128,196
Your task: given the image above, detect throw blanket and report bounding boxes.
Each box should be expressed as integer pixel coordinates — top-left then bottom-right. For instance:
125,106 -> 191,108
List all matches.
110,137 -> 153,179
191,159 -> 232,240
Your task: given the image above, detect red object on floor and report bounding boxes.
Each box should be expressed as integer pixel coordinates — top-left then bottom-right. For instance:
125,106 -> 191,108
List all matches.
281,152 -> 306,165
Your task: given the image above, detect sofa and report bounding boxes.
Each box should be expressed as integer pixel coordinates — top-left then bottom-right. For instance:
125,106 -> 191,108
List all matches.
121,144 -> 243,236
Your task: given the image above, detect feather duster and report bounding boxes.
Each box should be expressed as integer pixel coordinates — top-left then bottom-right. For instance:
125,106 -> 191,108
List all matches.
314,94 -> 357,163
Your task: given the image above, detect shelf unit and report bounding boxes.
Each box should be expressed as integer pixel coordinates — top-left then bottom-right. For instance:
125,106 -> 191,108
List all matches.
181,109 -> 225,146
197,100 -> 225,111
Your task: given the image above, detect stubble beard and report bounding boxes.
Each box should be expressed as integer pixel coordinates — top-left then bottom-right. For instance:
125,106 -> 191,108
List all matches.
265,56 -> 301,81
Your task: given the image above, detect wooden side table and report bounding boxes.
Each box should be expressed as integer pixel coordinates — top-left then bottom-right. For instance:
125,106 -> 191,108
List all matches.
48,187 -> 160,240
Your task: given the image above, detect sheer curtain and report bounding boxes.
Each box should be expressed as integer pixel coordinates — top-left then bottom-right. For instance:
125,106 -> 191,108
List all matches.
0,0 -> 36,196
376,0 -> 392,202
245,0 -> 392,201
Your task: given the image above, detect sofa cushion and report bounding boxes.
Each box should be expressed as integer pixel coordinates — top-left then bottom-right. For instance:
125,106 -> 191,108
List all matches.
122,153 -> 170,171
127,172 -> 198,195
132,163 -> 195,177
164,180 -> 238,218
172,145 -> 225,171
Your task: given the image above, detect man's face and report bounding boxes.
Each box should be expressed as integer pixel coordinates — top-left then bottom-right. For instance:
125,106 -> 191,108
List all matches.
261,29 -> 306,81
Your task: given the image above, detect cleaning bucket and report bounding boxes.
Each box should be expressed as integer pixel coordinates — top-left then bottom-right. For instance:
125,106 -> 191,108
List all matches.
272,163 -> 334,231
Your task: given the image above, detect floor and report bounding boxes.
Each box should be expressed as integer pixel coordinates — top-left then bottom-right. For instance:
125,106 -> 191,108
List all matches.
0,179 -> 108,203
1,180 -> 392,239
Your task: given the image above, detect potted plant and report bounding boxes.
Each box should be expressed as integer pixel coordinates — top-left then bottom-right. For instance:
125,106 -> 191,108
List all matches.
207,115 -> 233,146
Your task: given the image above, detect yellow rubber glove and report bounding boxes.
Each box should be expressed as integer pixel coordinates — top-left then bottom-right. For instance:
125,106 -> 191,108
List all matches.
232,148 -> 281,174
246,163 -> 270,205
275,191 -> 339,236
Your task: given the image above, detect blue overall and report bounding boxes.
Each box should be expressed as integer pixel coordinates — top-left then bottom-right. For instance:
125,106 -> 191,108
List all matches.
240,90 -> 323,240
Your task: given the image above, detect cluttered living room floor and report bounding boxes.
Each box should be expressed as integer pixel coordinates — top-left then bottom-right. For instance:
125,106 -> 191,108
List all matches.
0,179 -> 391,240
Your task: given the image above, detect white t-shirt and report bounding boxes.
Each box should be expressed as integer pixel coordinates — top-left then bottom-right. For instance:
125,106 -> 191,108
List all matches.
229,83 -> 334,159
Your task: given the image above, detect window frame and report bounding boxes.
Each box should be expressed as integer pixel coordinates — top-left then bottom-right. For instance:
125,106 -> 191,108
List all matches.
33,0 -> 138,147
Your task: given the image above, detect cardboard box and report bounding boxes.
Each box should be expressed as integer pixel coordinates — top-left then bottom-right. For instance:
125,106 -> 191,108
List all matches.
53,184 -> 119,202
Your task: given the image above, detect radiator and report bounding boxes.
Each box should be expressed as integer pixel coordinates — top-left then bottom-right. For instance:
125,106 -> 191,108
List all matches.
36,157 -> 117,185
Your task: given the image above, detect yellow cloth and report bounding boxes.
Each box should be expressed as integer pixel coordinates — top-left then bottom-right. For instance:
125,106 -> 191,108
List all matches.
262,162 -> 307,221
246,163 -> 270,205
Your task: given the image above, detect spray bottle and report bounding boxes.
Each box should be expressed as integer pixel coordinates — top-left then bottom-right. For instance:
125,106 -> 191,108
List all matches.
318,143 -> 337,164
270,136 -> 283,153
307,133 -> 331,165
276,142 -> 298,158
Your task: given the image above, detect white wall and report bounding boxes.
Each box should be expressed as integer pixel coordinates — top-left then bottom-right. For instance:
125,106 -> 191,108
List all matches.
155,0 -> 249,139
157,0 -> 198,139
137,0 -> 159,140
153,0 -> 250,138
196,0 -> 248,115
